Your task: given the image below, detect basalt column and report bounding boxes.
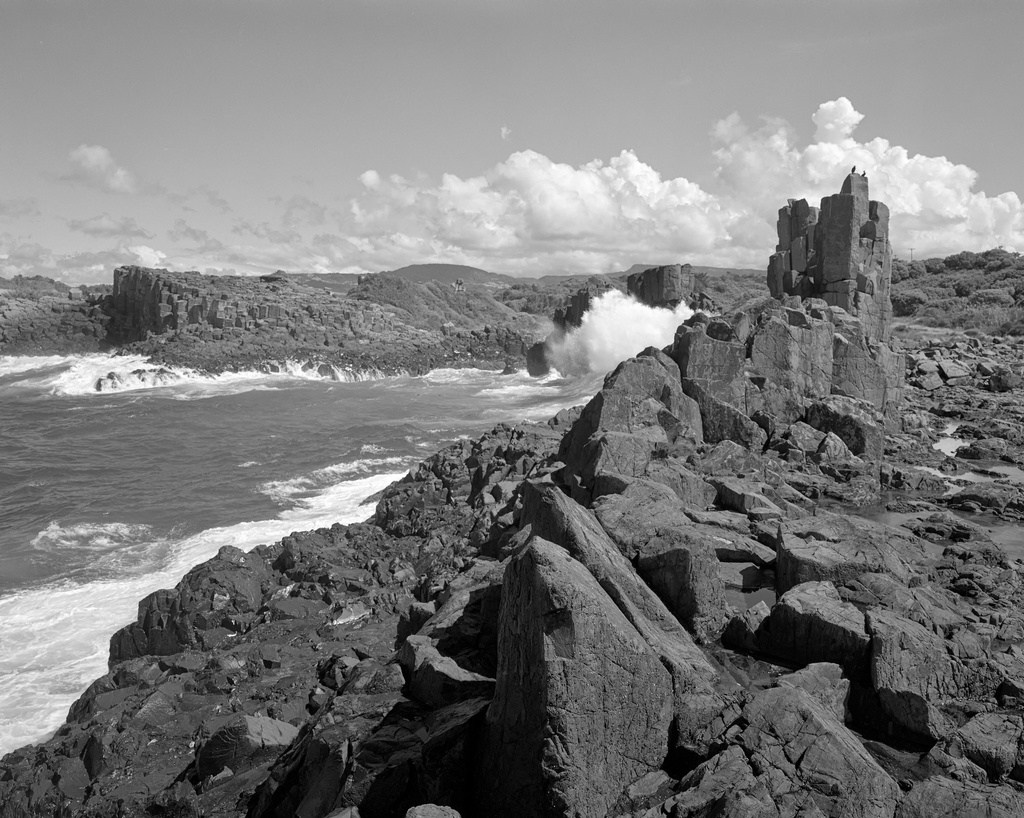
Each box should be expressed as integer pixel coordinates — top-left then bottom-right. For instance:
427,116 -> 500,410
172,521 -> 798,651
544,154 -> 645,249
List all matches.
768,174 -> 893,343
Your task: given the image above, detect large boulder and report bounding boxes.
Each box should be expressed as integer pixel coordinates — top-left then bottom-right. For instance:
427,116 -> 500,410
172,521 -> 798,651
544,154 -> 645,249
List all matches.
519,481 -> 735,754
749,308 -> 834,403
559,347 -> 700,481
653,687 -> 899,818
866,607 -> 990,741
804,395 -> 885,462
195,714 -> 300,780
475,538 -> 674,818
670,320 -> 748,408
592,478 -> 728,641
681,378 -> 767,451
726,581 -> 869,674
626,263 -> 692,308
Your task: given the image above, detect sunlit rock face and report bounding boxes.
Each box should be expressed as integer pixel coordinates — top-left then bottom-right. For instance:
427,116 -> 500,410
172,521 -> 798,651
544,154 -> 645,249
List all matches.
768,173 -> 893,344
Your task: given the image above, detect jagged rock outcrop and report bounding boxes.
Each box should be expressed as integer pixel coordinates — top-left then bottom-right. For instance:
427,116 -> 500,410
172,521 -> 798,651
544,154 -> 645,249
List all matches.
552,279 -> 614,331
626,263 -> 693,308
768,173 -> 893,343
0,288 -> 111,352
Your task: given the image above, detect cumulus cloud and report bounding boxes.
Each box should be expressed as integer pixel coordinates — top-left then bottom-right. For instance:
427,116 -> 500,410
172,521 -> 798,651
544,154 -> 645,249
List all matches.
712,96 -> 1024,258
128,245 -> 167,268
329,96 -> 1023,273
67,213 -> 152,239
812,98 -> 864,143
343,148 -> 739,275
65,145 -> 137,194
500,125 -> 511,141
41,98 -> 1022,283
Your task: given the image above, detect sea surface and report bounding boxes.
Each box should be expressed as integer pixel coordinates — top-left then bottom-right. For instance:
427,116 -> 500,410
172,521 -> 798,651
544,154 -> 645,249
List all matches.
0,352 -> 601,755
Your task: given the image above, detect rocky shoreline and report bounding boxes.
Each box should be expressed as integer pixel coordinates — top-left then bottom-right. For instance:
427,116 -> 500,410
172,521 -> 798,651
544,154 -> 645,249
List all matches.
6,176 -> 1024,817
1,266 -> 542,385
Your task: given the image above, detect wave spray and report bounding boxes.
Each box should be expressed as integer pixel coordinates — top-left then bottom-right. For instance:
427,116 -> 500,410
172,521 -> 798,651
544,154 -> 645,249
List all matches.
545,290 -> 695,376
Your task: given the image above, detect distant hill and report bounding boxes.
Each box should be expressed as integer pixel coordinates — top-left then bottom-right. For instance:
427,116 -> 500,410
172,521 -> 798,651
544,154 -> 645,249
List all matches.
383,263 -> 517,286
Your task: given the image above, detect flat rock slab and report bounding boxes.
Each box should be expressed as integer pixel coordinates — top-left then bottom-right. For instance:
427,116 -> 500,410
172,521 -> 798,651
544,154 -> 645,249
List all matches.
775,512 -> 928,594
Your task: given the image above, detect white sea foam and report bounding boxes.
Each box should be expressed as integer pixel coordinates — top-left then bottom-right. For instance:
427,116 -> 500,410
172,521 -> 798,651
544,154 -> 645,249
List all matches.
0,355 -> 78,379
546,290 -> 695,376
2,353 -> 406,398
260,457 -> 410,504
30,521 -> 154,555
420,367 -> 499,385
0,469 -> 404,755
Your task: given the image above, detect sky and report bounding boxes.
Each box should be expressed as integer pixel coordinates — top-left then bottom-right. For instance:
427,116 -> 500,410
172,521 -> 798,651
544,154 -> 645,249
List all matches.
2,0 -> 1023,285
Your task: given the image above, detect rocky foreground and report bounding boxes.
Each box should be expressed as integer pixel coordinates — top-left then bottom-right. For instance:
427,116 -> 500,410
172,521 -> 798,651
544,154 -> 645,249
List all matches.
7,175 -> 1024,817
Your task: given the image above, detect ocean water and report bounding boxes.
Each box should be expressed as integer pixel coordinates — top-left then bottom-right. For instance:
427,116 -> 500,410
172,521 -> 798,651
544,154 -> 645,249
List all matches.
0,352 -> 601,755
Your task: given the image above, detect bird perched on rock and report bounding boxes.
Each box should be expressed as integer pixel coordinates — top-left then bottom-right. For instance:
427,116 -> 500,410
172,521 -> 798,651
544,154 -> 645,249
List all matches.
851,165 -> 856,174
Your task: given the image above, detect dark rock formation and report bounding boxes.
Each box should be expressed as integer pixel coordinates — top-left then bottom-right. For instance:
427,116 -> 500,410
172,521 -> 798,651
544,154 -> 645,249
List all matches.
105,267 -> 536,376
626,263 -> 693,308
768,174 -> 893,343
0,286 -> 111,352
552,280 -> 614,331
476,538 -> 673,817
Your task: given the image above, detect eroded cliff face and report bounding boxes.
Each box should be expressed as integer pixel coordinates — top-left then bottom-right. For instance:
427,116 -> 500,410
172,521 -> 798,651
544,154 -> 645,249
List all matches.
626,263 -> 694,309
103,266 -> 534,375
110,266 -> 401,345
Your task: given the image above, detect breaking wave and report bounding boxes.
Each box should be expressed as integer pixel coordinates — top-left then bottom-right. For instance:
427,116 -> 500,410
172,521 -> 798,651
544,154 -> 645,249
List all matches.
545,290 -> 695,376
0,353 -> 408,397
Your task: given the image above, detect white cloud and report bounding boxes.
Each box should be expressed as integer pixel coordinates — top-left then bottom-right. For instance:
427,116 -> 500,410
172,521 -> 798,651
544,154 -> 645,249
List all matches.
329,97 -> 1023,272
128,245 -> 167,268
38,98 -> 1024,284
711,98 -> 1024,258
812,97 -> 864,143
500,125 -> 511,141
65,145 -> 137,194
341,148 -> 738,274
